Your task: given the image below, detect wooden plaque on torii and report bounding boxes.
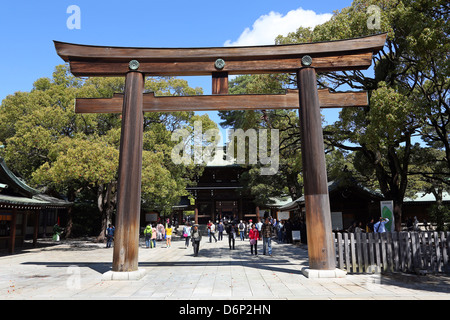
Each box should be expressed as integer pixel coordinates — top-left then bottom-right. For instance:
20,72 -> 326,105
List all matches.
54,33 -> 386,273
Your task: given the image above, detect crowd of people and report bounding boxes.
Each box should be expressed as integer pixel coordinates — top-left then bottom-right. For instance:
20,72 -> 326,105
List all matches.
345,216 -> 430,234
106,214 -> 433,258
199,217 -> 280,256
107,216 -> 306,258
345,218 -> 390,233
179,216 -> 307,257
205,217 -> 306,245
142,221 -> 175,248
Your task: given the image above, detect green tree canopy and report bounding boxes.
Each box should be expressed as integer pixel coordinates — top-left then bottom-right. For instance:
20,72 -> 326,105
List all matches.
220,0 -> 448,230
0,64 -> 215,238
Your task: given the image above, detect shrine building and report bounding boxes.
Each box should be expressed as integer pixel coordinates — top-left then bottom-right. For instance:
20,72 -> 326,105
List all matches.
155,147 -> 291,226
0,157 -> 71,253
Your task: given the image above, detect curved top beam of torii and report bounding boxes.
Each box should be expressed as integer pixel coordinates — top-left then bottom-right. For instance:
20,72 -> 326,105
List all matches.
54,33 -> 386,77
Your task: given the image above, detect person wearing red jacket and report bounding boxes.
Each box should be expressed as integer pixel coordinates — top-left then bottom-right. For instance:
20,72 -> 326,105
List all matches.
249,224 -> 259,255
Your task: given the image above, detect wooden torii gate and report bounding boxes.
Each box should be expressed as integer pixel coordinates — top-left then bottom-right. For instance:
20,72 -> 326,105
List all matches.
55,33 -> 386,278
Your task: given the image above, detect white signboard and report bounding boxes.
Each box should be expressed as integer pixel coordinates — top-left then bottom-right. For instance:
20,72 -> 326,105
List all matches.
278,211 -> 290,220
331,212 -> 343,230
145,213 -> 158,222
292,230 -> 301,241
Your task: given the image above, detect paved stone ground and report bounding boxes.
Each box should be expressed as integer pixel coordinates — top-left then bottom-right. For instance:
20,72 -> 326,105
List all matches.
1,235 -> 449,300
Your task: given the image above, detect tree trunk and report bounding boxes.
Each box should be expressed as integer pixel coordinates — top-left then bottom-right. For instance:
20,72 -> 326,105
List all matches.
286,170 -> 302,201
64,187 -> 76,238
97,183 -> 116,242
393,200 -> 403,232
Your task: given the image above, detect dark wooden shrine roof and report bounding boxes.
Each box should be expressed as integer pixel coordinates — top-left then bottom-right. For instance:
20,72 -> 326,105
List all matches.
280,179 -> 384,211
0,158 -> 71,209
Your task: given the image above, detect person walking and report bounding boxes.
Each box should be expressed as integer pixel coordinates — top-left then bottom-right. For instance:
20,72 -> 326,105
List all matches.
157,222 -> 165,241
151,223 -> 157,248
285,219 -> 293,243
209,221 -> 217,242
238,220 -> 246,241
249,224 -> 259,255
276,220 -> 284,242
106,224 -> 115,248
191,224 -> 202,257
183,223 -> 192,248
165,224 -> 173,248
407,217 -> 414,231
256,219 -> 263,240
366,218 -> 375,233
226,222 -> 237,250
261,217 -> 273,256
144,224 -> 152,248
207,220 -> 212,239
413,216 -> 420,231
217,221 -> 224,241
355,221 -> 364,233
374,217 -> 389,233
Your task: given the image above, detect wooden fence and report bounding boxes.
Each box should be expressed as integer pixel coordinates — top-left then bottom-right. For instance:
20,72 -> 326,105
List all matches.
334,231 -> 450,274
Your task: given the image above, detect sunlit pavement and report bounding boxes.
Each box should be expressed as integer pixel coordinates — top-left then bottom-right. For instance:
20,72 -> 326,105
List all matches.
1,236 -> 449,300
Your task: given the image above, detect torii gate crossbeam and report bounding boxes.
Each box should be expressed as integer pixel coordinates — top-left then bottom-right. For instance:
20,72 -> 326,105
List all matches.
54,33 -> 386,278
74,89 -> 369,113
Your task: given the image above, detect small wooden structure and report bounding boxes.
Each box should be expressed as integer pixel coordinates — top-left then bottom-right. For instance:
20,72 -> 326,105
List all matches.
54,33 -> 386,274
0,158 -> 71,253
280,179 -> 384,231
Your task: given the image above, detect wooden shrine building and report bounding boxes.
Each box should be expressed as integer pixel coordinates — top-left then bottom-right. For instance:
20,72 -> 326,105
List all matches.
186,147 -> 258,225
0,158 -> 71,253
169,147 -> 292,225
280,178 -> 384,231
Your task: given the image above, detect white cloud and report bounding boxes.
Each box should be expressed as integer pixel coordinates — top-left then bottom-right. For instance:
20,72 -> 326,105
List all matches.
224,7 -> 332,47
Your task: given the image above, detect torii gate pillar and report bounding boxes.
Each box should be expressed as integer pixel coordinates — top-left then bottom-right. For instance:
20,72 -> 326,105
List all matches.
111,71 -> 145,276
297,67 -> 345,278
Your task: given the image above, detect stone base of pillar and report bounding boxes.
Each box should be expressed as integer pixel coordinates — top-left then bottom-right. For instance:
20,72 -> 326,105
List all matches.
301,267 -> 347,278
102,269 -> 146,281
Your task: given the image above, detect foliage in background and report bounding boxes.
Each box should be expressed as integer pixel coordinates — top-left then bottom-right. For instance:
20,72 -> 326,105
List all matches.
0,64 -> 215,239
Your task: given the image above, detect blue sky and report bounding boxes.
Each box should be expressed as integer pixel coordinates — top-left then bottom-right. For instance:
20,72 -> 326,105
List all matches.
0,0 -> 355,130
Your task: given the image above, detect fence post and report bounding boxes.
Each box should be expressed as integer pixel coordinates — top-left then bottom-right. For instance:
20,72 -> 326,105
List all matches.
337,232 -> 344,270
446,232 -> 450,272
355,232 -> 363,273
399,232 -> 406,272
419,232 -> 427,270
380,233 -> 387,273
368,233 -> 376,273
427,232 -> 433,271
434,231 -> 441,273
350,233 -> 357,273
386,232 -> 393,272
441,232 -> 448,271
410,232 -> 421,271
392,232 -> 399,271
361,232 -> 369,273
344,233 -> 350,273
374,233 -> 381,271
406,232 -> 413,272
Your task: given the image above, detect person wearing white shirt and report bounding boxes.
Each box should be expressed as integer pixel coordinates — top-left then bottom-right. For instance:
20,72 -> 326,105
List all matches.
374,217 -> 389,233
256,219 -> 263,240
